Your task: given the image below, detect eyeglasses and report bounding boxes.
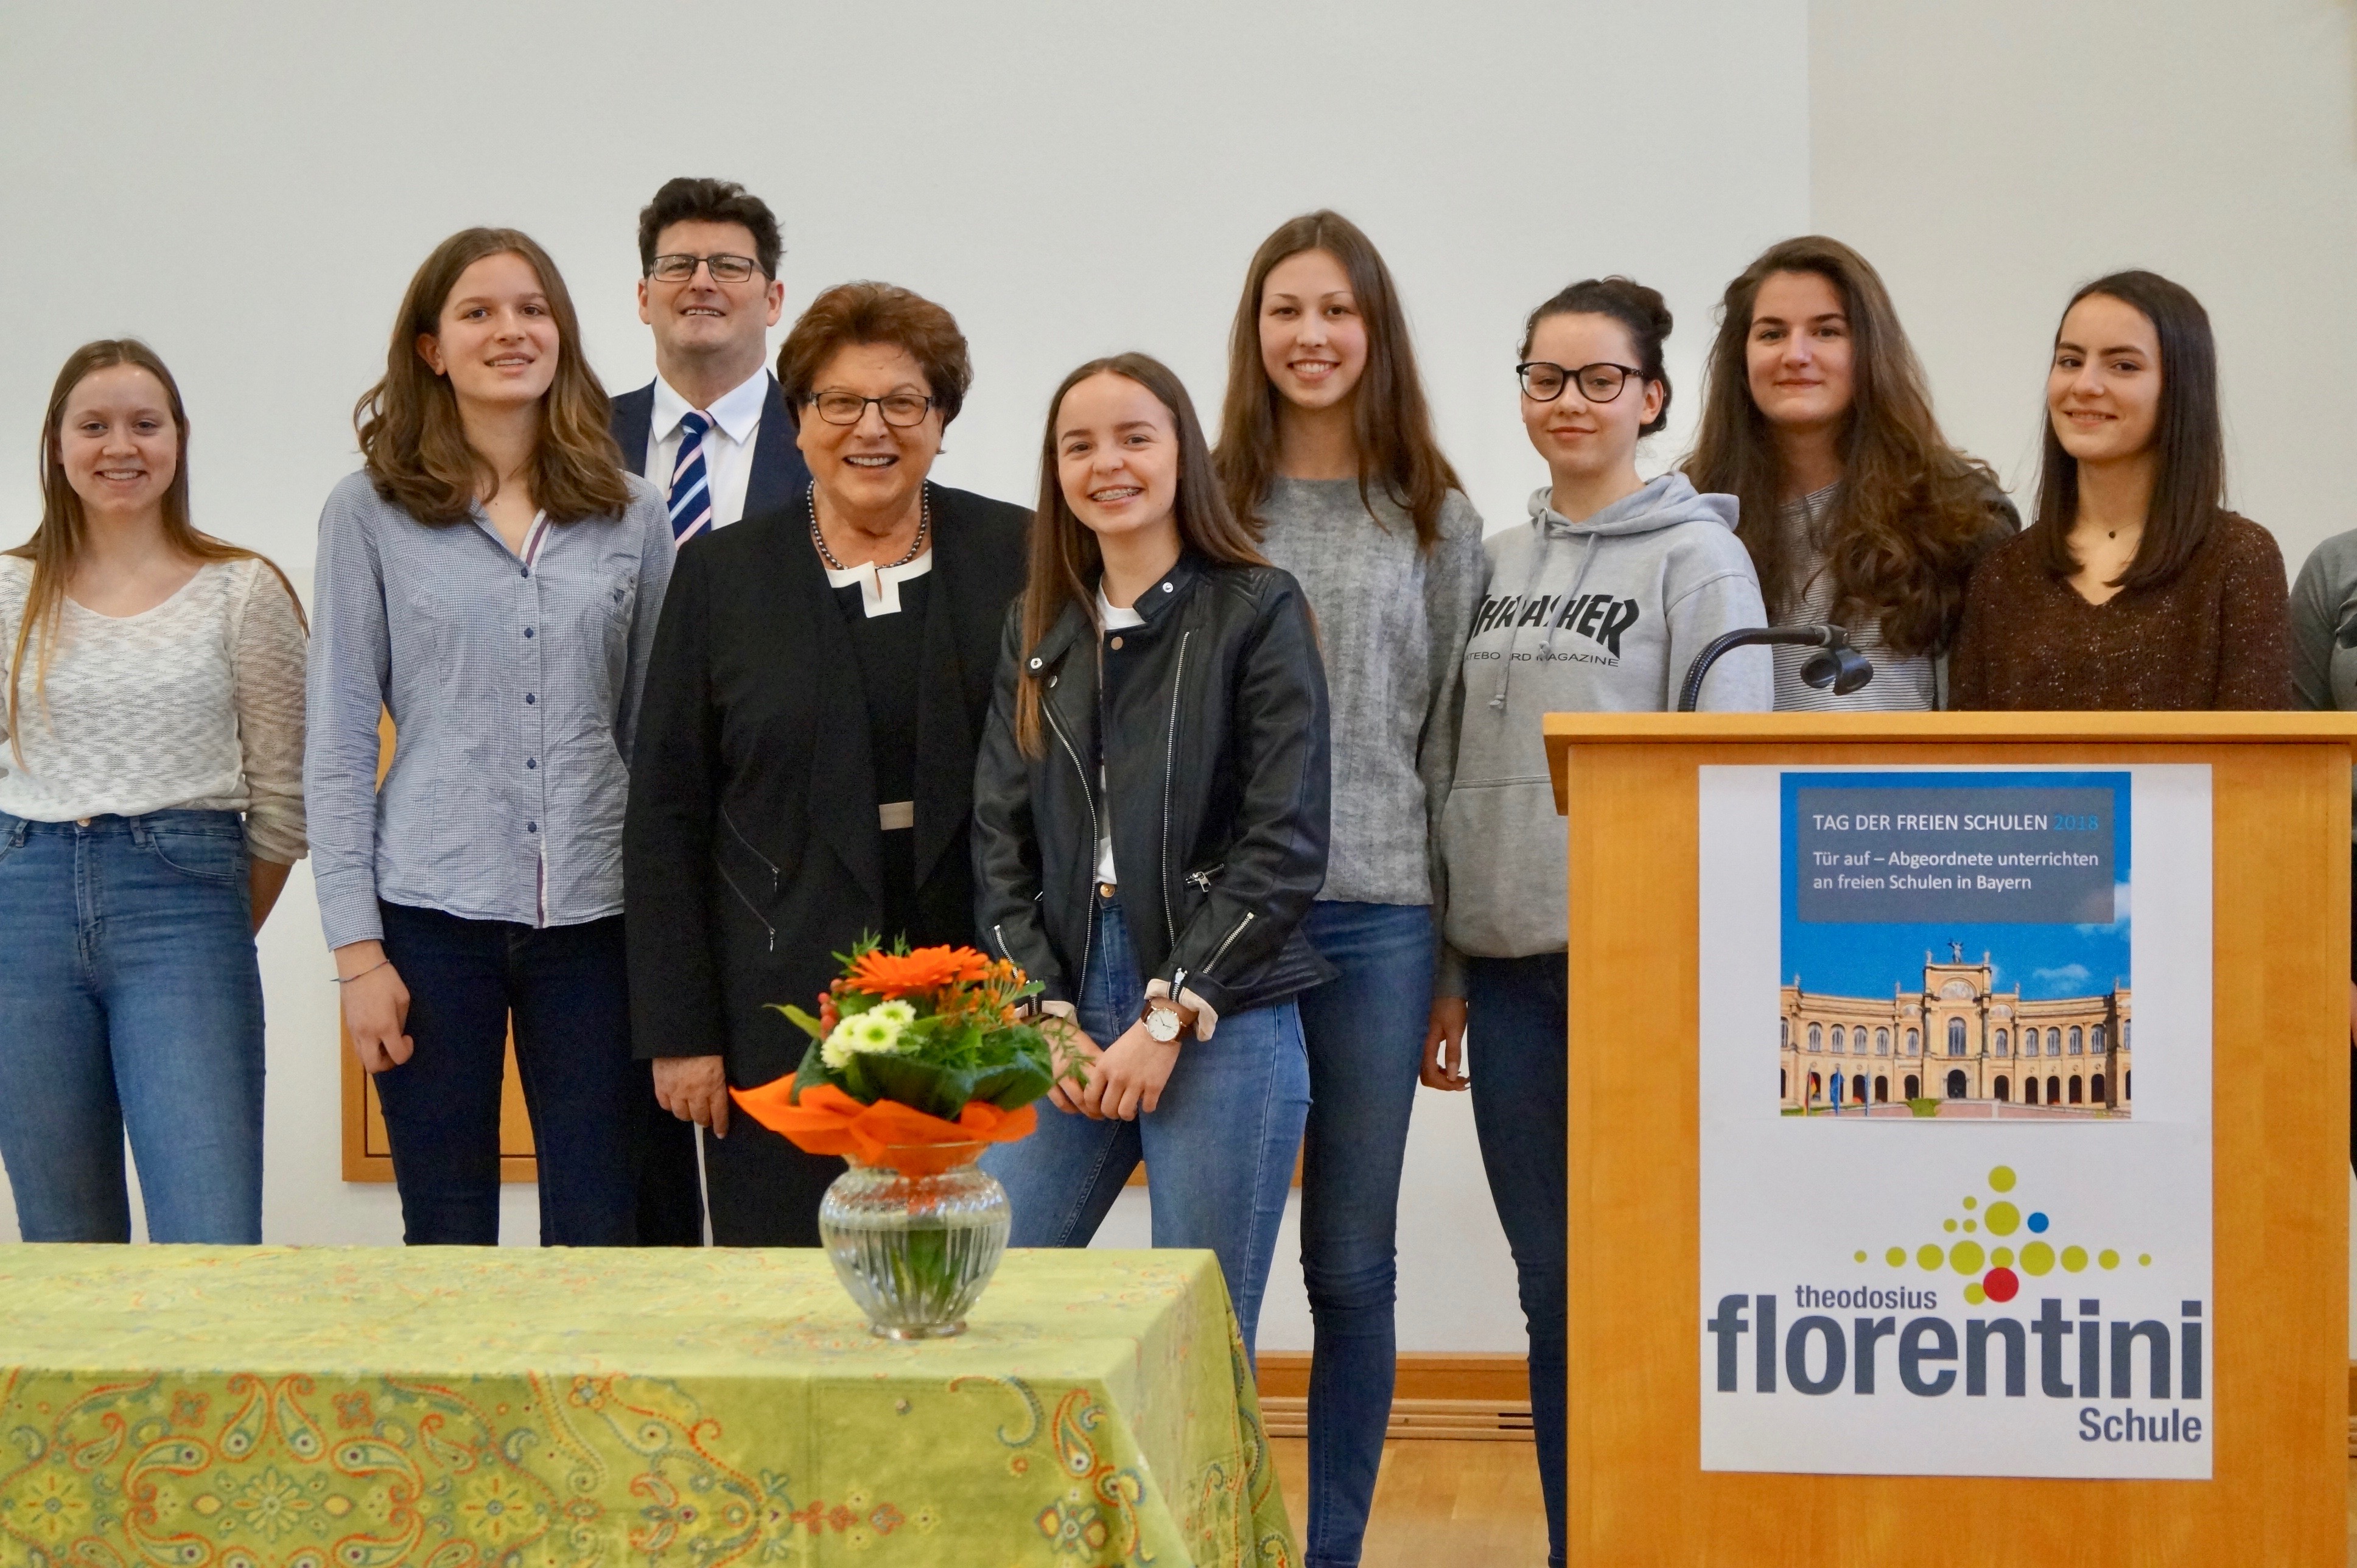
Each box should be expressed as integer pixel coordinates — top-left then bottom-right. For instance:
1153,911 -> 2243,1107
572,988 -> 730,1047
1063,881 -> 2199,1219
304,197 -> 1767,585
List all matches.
809,391 -> 936,427
1517,360 -> 1645,404
648,253 -> 763,284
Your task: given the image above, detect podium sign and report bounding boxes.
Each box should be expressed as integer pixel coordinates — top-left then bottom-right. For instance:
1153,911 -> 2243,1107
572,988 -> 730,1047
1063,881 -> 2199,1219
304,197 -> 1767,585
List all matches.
1698,765 -> 2212,1477
1546,713 -> 2352,1566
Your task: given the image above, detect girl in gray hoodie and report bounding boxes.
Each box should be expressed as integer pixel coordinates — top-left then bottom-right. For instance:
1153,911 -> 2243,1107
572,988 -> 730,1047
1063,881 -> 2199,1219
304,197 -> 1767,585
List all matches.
1424,277 -> 1769,1564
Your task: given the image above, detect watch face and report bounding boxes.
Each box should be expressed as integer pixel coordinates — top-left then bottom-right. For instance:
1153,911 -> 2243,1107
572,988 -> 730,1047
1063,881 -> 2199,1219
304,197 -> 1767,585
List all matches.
1146,1009 -> 1182,1041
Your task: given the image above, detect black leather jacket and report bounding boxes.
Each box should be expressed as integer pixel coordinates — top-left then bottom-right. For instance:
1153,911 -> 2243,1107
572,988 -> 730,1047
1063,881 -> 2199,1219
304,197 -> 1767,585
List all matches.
973,553 -> 1334,1021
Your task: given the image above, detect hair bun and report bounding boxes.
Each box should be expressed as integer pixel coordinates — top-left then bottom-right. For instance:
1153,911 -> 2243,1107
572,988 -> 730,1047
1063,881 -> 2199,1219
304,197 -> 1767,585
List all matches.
1519,275 -> 1676,436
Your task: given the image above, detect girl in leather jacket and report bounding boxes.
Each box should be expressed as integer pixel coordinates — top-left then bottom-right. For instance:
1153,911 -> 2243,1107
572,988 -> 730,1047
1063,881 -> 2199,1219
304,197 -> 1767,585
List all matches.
973,352 -> 1330,1357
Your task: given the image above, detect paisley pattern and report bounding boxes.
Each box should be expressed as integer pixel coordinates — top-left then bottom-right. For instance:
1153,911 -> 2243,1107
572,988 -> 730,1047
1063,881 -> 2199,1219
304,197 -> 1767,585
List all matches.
0,1246 -> 1294,1566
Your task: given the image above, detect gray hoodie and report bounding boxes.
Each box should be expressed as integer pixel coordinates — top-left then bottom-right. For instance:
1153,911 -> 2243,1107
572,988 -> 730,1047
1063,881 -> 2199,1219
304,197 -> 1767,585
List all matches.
1437,473 -> 1770,989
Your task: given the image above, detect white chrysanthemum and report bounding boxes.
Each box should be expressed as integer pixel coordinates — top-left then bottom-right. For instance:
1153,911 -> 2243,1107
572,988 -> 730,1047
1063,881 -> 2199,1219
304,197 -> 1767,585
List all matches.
820,1007 -> 907,1069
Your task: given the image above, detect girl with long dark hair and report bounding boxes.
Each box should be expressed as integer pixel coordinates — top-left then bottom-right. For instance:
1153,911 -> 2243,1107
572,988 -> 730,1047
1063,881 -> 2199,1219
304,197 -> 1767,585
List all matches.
973,352 -> 1329,1357
1213,209 -> 1483,1568
1949,271 -> 2289,709
1686,236 -> 2015,708
307,228 -> 675,1246
0,339 -> 307,1243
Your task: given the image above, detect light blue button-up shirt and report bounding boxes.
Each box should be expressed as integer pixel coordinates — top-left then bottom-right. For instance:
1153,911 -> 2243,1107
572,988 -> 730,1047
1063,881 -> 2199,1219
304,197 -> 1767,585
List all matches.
304,469 -> 674,950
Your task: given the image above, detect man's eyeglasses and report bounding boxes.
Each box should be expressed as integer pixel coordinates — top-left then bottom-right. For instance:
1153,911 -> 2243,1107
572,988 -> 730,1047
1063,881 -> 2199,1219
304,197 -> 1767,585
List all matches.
1516,360 -> 1645,404
809,391 -> 936,427
648,253 -> 763,285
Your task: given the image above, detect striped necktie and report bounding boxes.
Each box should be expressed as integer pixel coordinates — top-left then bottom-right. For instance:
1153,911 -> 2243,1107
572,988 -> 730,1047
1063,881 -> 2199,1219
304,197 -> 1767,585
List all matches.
668,409 -> 713,545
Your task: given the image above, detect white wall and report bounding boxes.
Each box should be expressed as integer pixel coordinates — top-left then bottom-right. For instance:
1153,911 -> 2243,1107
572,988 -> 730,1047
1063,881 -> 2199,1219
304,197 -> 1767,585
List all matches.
1807,0 -> 2357,1347
0,2 -> 1810,1351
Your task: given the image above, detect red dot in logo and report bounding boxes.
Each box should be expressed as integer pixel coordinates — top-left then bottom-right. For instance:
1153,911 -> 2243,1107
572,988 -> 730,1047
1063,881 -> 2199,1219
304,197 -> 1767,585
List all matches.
1981,1267 -> 2019,1304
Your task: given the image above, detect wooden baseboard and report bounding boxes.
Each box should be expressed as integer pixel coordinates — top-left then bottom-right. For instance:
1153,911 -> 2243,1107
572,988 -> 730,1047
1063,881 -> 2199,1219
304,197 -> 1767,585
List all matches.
1256,1352 -> 1532,1442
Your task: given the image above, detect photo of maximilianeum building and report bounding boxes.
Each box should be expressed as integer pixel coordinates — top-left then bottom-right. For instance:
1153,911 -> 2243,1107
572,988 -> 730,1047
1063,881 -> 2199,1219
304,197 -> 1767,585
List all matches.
1778,947 -> 2131,1118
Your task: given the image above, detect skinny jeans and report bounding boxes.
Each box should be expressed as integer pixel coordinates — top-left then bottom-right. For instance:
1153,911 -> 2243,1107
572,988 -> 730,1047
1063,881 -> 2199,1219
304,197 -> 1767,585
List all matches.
0,810 -> 264,1244
985,892 -> 1310,1358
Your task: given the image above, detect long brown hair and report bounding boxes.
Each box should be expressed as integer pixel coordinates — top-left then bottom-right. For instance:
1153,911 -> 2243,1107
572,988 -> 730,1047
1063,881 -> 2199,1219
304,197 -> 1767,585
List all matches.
1015,354 -> 1267,756
1686,236 -> 2007,657
1215,210 -> 1460,550
355,227 -> 628,525
2034,270 -> 2225,591
7,339 -> 303,763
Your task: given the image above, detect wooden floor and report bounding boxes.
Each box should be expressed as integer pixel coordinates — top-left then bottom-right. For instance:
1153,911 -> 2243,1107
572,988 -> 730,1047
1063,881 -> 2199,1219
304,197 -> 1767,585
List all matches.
1286,1450 -> 2357,1564
1269,1438 -> 1551,1566
2348,1459 -> 2357,1567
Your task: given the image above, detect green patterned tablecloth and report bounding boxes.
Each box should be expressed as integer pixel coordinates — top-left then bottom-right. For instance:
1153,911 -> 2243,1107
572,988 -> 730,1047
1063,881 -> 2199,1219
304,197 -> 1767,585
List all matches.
0,1245 -> 1294,1567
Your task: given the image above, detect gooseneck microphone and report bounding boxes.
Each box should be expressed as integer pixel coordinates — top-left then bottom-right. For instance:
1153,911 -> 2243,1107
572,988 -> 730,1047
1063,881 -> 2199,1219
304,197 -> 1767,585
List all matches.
1677,624 -> 1874,713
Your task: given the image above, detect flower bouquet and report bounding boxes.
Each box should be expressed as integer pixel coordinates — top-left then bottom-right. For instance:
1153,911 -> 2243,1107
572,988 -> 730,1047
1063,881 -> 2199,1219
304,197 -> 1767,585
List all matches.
730,937 -> 1066,1339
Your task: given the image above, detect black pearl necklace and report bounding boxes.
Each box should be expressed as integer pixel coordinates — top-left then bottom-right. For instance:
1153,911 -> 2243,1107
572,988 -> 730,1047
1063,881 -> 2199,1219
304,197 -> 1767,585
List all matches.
810,485 -> 930,572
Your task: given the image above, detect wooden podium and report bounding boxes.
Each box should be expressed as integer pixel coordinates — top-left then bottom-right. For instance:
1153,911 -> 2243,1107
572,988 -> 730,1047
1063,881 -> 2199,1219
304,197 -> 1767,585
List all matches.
1544,712 -> 2356,1565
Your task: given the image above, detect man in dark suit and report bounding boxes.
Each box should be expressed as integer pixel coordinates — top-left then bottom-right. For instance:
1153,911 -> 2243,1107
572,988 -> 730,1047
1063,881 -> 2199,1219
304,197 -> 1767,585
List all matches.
615,177 -> 813,1245
612,178 -> 813,545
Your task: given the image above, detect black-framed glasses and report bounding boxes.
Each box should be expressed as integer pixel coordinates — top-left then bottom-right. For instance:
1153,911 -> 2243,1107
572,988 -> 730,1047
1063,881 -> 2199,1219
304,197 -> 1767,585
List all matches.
1517,360 -> 1645,404
648,253 -> 763,284
809,390 -> 936,427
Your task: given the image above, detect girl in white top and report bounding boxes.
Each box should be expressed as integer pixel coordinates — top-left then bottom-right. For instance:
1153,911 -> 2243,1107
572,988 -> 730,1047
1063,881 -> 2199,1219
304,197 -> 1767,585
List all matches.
0,339 -> 306,1244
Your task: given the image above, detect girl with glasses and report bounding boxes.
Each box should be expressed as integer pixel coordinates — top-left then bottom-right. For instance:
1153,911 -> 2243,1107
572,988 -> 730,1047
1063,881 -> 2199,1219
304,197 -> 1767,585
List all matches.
1431,276 -> 1770,1567
1686,237 -> 2017,710
1211,209 -> 1483,1568
0,340 -> 307,1244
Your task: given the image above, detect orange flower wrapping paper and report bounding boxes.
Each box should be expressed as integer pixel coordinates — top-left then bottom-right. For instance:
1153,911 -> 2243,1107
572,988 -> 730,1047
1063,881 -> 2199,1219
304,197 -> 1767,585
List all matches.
732,1081 -> 1038,1175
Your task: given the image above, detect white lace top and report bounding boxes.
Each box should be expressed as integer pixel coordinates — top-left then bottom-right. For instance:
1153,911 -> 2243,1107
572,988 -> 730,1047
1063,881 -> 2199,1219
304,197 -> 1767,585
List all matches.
0,555 -> 308,862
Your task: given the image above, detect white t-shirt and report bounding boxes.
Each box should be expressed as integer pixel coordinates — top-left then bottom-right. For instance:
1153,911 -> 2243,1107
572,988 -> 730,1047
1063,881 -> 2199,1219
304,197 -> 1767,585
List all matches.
643,366 -> 771,531
1093,588 -> 1146,883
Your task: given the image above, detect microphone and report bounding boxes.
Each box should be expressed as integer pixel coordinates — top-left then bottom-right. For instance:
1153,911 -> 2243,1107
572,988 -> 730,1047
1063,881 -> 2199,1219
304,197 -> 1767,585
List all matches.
1677,624 -> 1872,713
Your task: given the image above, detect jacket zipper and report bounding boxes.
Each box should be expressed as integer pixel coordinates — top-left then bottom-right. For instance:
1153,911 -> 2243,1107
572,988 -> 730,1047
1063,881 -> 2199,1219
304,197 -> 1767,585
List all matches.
1158,630 -> 1192,947
720,803 -> 779,896
1041,688 -> 1096,1000
1185,863 -> 1222,892
715,863 -> 777,952
1206,910 -> 1255,975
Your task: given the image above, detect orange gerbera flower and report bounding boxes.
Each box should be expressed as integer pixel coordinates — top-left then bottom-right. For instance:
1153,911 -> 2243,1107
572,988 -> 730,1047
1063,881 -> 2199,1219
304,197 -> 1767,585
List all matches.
844,944 -> 998,999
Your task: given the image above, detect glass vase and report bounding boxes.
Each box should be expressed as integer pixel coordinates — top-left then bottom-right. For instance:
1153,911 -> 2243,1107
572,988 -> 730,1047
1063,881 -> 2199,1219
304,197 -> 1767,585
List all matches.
818,1144 -> 1010,1339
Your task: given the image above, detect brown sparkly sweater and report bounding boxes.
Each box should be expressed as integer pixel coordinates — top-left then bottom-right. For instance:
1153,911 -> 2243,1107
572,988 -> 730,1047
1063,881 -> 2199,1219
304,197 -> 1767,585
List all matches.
1948,513 -> 2291,710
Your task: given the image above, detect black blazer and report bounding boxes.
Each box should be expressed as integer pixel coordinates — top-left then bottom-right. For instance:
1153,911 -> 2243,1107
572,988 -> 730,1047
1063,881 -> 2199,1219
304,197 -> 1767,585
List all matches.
610,374 -> 813,523
625,481 -> 1029,1089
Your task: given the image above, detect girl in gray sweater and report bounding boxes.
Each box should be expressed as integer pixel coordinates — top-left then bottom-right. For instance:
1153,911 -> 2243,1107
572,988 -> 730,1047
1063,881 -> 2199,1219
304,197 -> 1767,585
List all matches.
1214,211 -> 1483,1568
1433,276 -> 1770,1566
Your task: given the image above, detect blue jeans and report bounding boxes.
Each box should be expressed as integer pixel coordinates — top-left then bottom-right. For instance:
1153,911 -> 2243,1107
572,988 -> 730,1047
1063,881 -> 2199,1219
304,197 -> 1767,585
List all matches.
985,894 -> 1309,1358
1465,952 -> 1567,1568
374,900 -> 642,1246
0,811 -> 263,1243
1292,900 -> 1433,1568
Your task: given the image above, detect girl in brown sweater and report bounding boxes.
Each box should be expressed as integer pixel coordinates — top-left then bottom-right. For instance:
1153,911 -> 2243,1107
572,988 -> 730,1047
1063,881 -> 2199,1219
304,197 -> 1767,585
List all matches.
1949,270 -> 2289,710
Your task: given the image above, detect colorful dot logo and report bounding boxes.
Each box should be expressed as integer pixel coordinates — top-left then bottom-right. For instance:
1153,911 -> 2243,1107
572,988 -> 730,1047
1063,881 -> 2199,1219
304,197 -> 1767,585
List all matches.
1862,1164 -> 2149,1307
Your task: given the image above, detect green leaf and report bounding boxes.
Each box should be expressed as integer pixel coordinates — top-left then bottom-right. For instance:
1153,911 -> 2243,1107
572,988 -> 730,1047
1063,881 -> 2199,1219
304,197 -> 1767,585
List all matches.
856,1054 -> 977,1120
793,1040 -> 833,1100
968,1057 -> 1054,1110
770,1003 -> 829,1042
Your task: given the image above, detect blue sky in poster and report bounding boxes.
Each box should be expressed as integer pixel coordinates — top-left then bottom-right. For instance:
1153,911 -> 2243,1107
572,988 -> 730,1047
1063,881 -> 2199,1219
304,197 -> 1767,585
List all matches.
1777,771 -> 2132,1002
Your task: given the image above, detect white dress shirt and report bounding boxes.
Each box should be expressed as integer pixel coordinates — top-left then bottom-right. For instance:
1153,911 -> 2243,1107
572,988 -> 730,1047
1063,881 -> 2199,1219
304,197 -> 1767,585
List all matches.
643,366 -> 772,531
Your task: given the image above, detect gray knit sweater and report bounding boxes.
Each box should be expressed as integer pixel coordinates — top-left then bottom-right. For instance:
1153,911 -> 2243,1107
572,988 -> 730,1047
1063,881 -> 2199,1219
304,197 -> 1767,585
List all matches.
1255,477 -> 1485,905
